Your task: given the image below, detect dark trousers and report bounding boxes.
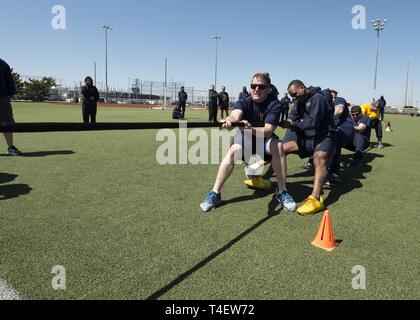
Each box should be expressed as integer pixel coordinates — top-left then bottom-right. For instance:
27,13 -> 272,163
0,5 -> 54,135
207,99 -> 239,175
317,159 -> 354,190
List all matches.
350,133 -> 370,153
220,107 -> 228,119
379,108 -> 385,121
330,125 -> 355,175
281,108 -> 289,122
208,104 -> 217,122
178,102 -> 186,119
82,104 -> 97,123
371,119 -> 383,140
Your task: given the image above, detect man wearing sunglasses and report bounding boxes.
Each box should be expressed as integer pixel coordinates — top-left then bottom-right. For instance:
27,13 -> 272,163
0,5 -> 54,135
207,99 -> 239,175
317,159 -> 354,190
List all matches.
200,73 -> 296,213
279,80 -> 336,216
345,105 -> 371,165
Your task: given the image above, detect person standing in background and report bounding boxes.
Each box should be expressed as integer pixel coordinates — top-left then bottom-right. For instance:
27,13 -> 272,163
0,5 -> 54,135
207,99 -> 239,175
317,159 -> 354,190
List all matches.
178,86 -> 188,119
81,76 -> 99,123
280,92 -> 291,122
218,86 -> 230,119
208,85 -> 218,122
239,86 -> 250,101
378,95 -> 386,122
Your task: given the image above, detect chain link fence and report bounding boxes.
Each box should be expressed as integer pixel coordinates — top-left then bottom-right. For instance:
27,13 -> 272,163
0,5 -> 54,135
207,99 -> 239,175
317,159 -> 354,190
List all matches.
32,76 -> 238,108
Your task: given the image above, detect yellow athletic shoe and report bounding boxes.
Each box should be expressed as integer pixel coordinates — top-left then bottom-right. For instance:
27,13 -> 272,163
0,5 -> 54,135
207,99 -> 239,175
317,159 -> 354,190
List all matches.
297,196 -> 325,216
244,176 -> 272,190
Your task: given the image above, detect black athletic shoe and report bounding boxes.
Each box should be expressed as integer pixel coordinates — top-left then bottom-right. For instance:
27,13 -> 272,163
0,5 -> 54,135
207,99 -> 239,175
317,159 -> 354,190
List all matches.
325,173 -> 342,186
7,146 -> 23,156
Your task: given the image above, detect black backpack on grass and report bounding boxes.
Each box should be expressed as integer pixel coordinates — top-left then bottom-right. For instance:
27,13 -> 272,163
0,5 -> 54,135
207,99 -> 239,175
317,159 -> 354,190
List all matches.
172,108 -> 183,120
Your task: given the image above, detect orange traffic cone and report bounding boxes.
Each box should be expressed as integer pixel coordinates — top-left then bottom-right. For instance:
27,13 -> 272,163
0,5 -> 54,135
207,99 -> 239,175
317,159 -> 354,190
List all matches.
311,210 -> 336,252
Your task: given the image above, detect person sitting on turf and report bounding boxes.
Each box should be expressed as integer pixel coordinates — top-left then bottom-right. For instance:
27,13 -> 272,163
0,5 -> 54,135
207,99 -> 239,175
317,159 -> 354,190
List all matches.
243,93 -> 295,190
361,101 -> 384,149
345,105 -> 371,166
200,73 -> 296,213
279,80 -> 336,216
325,90 -> 354,185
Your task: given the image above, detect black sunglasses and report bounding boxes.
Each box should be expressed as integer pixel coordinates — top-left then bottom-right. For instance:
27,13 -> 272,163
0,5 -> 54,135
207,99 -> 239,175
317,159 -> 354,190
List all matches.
289,92 -> 298,98
251,84 -> 269,90
351,113 -> 361,117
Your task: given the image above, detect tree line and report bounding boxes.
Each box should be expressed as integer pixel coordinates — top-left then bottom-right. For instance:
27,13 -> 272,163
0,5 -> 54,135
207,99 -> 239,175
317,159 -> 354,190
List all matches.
12,70 -> 56,102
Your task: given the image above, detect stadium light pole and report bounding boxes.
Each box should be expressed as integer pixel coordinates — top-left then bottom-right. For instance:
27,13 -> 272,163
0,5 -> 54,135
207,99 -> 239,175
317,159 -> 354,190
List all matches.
211,35 -> 222,89
164,57 -> 167,109
404,61 -> 410,107
103,25 -> 113,99
371,18 -> 388,98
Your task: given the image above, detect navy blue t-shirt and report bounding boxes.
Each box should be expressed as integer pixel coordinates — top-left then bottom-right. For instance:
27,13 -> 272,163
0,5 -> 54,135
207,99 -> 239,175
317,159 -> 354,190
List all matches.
233,95 -> 283,126
354,115 -> 371,140
334,97 -> 350,127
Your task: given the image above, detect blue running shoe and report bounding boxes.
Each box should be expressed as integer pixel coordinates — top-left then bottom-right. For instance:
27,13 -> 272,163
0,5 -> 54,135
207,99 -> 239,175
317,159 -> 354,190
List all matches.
276,189 -> 297,212
200,191 -> 221,212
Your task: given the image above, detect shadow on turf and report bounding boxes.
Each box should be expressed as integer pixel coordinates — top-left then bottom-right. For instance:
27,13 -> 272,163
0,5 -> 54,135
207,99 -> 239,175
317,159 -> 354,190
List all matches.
146,196 -> 282,300
0,173 -> 32,200
146,152 -> 386,299
217,189 -> 272,208
21,150 -> 75,158
370,142 -> 394,149
324,152 -> 384,207
0,150 -> 75,158
267,152 -> 385,207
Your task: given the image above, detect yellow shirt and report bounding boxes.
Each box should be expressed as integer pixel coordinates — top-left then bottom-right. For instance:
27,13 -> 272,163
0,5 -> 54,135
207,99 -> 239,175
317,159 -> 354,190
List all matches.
361,103 -> 380,120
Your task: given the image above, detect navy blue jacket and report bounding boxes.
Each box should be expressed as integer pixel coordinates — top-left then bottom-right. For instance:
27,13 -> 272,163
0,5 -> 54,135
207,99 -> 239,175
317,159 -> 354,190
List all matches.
289,86 -> 332,139
233,95 -> 283,126
178,91 -> 188,103
0,59 -> 16,97
354,115 -> 371,141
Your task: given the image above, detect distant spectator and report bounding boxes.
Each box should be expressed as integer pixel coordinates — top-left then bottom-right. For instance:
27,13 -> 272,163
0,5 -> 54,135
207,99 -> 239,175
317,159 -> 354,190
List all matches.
280,92 -> 291,122
0,58 -> 22,156
178,86 -> 188,119
378,95 -> 386,121
263,73 -> 279,99
238,86 -> 250,101
81,76 -> 99,123
208,85 -> 218,122
218,86 -> 230,119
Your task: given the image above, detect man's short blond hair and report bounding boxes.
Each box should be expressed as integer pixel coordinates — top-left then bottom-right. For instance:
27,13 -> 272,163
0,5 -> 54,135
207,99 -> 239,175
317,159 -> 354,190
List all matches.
252,73 -> 271,85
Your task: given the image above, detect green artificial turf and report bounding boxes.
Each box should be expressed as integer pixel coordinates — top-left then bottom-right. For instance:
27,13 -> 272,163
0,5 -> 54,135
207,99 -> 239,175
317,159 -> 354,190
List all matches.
0,103 -> 418,300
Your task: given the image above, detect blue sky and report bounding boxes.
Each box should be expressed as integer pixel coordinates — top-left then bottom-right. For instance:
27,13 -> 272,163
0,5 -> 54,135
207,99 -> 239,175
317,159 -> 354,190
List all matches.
1,0 -> 419,106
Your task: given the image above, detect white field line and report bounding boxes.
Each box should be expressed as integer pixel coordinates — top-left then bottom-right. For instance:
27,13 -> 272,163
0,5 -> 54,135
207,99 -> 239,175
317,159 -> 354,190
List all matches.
0,279 -> 21,300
